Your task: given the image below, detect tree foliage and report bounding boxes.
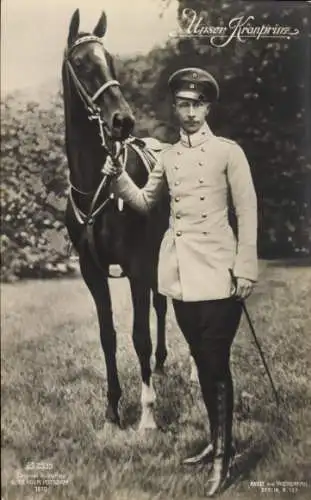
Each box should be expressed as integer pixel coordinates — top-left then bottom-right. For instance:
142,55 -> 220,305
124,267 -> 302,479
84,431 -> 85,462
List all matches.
156,0 -> 311,256
1,1 -> 310,281
1,96 -> 73,281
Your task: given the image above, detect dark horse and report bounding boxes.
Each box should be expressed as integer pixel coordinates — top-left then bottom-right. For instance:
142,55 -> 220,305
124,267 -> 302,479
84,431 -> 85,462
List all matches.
62,10 -> 169,430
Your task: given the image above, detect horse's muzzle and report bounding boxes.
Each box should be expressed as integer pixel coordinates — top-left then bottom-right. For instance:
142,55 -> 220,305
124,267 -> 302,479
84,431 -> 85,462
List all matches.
112,112 -> 135,140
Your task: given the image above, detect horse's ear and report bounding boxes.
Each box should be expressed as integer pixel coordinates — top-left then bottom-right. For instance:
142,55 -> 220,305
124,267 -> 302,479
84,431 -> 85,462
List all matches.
68,9 -> 80,46
93,11 -> 107,38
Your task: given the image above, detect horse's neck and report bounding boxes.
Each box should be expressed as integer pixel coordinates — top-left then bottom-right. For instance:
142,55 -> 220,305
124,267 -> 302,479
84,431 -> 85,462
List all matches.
64,96 -> 106,192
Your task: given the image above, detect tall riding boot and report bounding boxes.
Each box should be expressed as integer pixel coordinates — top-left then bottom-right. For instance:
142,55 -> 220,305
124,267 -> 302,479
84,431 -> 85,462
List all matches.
183,369 -> 217,465
205,380 -> 232,497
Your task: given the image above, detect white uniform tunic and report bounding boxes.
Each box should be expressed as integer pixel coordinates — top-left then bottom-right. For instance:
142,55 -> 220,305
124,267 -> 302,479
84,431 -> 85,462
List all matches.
111,123 -> 258,301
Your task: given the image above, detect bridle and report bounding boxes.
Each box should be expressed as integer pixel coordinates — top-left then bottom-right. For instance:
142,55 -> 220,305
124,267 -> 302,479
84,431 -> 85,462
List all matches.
63,38 -> 156,272
63,35 -> 122,219
64,35 -> 121,150
63,32 -> 130,267
64,34 -> 127,195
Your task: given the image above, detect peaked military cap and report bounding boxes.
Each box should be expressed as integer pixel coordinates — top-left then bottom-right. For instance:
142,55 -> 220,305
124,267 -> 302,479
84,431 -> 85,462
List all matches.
168,67 -> 219,102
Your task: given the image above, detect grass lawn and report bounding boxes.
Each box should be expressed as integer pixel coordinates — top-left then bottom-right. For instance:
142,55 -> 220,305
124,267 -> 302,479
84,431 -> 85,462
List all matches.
1,260 -> 311,500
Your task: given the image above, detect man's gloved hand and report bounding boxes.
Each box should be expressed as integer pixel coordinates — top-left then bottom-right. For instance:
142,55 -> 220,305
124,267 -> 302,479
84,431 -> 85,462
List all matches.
101,155 -> 123,177
231,277 -> 255,300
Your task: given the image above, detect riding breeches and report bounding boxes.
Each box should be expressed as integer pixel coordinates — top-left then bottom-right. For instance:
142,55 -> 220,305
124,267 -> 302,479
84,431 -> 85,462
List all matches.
172,297 -> 242,435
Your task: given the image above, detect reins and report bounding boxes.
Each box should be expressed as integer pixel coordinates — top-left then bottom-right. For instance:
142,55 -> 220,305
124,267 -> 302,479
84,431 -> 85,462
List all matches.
68,139 -> 153,277
68,145 -> 128,227
68,138 -> 154,226
64,34 -> 126,273
64,35 -> 156,276
64,35 -> 120,147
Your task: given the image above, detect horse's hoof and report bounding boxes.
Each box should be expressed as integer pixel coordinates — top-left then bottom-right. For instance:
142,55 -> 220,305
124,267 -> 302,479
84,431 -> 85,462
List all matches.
105,404 -> 121,428
99,421 -> 116,437
137,419 -> 157,432
137,405 -> 157,432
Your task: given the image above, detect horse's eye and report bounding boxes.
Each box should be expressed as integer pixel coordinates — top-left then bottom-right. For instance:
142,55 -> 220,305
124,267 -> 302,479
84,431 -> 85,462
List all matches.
74,58 -> 83,68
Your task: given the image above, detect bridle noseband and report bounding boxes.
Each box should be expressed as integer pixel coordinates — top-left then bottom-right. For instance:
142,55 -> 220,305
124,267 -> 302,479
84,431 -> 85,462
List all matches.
64,35 -> 120,148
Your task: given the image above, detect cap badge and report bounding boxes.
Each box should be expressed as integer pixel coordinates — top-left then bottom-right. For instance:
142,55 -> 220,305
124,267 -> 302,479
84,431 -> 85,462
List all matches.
192,72 -> 198,79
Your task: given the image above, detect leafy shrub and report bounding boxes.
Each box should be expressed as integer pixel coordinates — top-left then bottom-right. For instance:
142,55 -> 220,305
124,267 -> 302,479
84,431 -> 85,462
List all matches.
1,95 -> 75,281
1,7 -> 311,282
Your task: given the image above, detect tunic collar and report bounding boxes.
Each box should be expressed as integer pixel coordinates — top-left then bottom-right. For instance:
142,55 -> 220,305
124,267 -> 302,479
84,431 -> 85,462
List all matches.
179,122 -> 214,148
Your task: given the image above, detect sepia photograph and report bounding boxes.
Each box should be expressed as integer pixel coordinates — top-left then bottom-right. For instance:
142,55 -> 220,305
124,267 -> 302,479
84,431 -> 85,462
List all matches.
1,1 -> 311,499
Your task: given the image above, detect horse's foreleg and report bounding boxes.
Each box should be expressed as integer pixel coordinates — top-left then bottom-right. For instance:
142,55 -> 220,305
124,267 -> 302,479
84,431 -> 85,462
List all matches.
80,256 -> 122,427
152,291 -> 168,375
129,278 -> 156,431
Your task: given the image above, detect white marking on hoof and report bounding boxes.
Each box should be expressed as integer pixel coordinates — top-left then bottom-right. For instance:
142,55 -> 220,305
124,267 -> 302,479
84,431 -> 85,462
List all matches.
138,406 -> 157,432
138,380 -> 157,431
141,380 -> 156,406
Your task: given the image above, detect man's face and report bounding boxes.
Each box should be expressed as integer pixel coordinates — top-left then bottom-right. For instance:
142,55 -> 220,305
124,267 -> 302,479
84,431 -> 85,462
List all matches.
174,97 -> 210,134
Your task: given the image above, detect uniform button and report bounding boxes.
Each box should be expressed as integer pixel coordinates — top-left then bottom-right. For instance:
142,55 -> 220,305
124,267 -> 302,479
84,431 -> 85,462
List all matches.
200,195 -> 205,200
175,196 -> 180,202
174,165 -> 179,170
199,178 -> 204,184
203,231 -> 208,235
201,213 -> 207,218
177,151 -> 181,155
176,231 -> 182,236
176,213 -> 181,219
201,147 -> 205,152
175,180 -> 180,186
198,161 -> 203,166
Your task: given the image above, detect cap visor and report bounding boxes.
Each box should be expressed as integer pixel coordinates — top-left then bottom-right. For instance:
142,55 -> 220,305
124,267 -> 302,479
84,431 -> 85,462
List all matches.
175,90 -> 202,100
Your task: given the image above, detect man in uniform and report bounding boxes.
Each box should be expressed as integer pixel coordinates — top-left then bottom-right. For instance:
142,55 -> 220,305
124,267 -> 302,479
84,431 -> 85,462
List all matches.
103,67 -> 258,496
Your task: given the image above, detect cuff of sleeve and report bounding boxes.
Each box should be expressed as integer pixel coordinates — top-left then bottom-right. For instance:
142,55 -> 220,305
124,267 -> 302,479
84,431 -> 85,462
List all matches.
110,171 -> 134,196
233,246 -> 258,281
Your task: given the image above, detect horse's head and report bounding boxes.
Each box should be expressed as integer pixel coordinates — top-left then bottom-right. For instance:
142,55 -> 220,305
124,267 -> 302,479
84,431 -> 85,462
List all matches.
64,9 -> 135,142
